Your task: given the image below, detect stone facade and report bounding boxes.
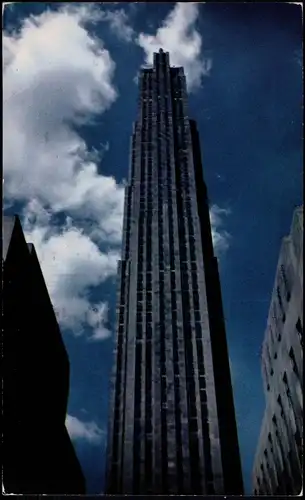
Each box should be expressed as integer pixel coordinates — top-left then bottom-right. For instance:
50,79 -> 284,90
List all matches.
253,206 -> 303,495
106,50 -> 243,495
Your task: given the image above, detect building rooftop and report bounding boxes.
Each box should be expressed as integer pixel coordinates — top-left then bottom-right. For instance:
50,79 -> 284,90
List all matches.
2,215 -> 17,261
2,215 -> 36,262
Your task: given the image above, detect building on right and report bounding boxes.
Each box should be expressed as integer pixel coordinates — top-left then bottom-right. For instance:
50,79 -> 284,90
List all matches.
252,205 -> 303,495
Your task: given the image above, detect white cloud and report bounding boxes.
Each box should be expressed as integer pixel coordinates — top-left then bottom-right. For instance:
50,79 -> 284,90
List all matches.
64,3 -> 135,42
3,4 -> 228,344
66,414 -> 104,444
3,4 -> 125,243
3,5 -> 125,340
136,2 -> 211,91
21,199 -> 230,340
210,204 -> 232,255
23,200 -> 119,340
99,8 -> 135,42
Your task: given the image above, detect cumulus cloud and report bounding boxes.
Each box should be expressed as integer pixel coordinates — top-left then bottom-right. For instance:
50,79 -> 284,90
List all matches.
23,200 -> 118,340
3,4 -> 125,340
64,3 -> 135,42
136,2 -> 211,91
66,414 -> 105,444
3,4 -> 125,243
99,8 -> 135,42
3,4 -> 228,344
210,204 -> 232,255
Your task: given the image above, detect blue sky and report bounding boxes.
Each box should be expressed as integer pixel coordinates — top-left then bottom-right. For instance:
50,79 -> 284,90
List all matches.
3,2 -> 302,494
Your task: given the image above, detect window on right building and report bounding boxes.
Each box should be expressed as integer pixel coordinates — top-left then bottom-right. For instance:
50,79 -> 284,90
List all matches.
296,317 -> 303,347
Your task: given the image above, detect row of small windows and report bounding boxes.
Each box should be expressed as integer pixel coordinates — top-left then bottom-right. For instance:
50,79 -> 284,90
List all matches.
135,258 -> 199,286
263,317 -> 303,386
111,264 -> 129,472
174,152 -> 214,489
296,317 -> 303,347
156,175 -> 169,489
131,82 -> 203,491
134,295 -> 202,327
255,437 -> 301,495
118,80 -> 192,490
254,419 -> 299,494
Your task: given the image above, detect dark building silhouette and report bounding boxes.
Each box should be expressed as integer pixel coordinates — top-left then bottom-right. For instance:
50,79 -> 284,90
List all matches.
106,50 -> 244,495
2,215 -> 86,494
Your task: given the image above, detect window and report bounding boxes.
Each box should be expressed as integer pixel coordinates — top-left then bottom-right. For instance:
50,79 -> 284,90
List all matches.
195,322 -> 202,339
172,308 -> 177,324
277,395 -> 285,418
184,309 -> 191,324
146,323 -> 152,338
194,310 -> 201,322
118,309 -> 124,323
189,416 -> 198,433
289,347 -> 298,374
199,375 -> 206,389
193,291 -> 200,310
283,373 -> 294,409
296,318 -> 303,347
277,286 -> 285,313
265,344 -> 273,374
200,389 -> 207,403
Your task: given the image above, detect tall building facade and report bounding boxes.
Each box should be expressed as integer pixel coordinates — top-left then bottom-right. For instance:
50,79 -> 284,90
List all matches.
106,50 -> 243,495
3,215 -> 86,494
252,206 -> 303,495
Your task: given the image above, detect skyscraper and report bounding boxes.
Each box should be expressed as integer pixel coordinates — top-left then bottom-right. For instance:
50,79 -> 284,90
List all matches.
106,50 -> 243,495
252,206 -> 303,495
